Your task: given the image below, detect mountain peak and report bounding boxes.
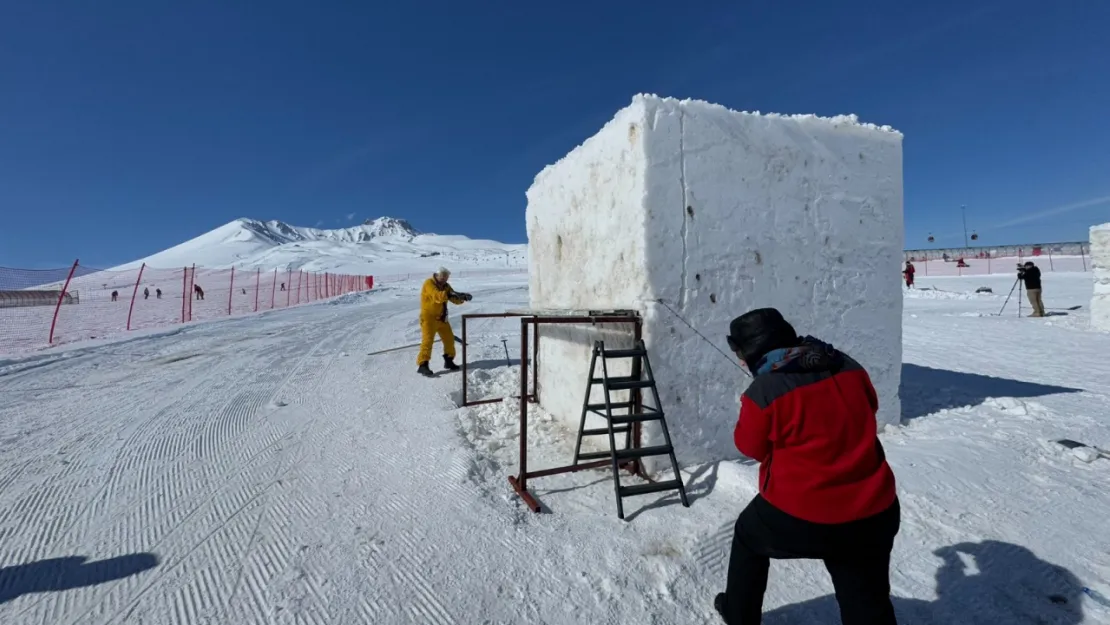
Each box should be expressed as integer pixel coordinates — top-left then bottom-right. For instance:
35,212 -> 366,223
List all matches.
362,216 -> 419,238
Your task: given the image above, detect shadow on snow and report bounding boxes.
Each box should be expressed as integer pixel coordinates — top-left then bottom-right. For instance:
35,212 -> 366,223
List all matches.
900,363 -> 1083,421
762,539 -> 1086,624
0,553 -> 159,604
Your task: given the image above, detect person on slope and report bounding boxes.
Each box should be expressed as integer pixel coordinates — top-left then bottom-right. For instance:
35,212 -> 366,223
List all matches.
903,260 -> 915,288
1018,261 -> 1045,317
715,308 -> 900,625
417,267 -> 471,377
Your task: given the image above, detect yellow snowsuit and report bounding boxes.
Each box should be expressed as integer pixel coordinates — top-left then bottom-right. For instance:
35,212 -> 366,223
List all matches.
418,277 -> 465,365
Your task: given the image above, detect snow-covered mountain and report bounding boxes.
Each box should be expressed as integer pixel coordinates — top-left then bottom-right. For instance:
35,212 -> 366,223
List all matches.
114,217 -> 528,275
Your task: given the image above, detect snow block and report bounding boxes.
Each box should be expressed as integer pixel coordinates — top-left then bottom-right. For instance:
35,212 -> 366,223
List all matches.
525,94 -> 904,469
1091,223 -> 1110,331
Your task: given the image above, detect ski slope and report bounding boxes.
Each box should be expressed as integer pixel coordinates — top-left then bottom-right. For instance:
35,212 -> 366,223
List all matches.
1,271 -> 1108,624
110,217 -> 528,275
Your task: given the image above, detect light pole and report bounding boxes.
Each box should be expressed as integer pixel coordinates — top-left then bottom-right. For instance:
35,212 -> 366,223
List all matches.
961,205 -> 969,248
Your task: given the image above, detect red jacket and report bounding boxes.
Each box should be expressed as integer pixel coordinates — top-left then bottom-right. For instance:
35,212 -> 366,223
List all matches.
734,343 -> 896,524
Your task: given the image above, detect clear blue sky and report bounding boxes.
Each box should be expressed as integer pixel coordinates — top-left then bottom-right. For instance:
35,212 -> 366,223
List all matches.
2,0 -> 1108,268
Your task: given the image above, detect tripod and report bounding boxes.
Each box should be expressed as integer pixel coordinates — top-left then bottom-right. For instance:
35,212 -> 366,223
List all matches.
997,276 -> 1023,316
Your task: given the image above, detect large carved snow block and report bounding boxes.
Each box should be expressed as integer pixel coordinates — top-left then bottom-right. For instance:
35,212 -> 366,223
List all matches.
525,94 -> 904,468
1091,223 -> 1110,331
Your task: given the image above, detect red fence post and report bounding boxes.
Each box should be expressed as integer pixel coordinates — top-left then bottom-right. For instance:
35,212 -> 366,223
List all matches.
228,267 -> 235,316
48,259 -> 80,345
271,269 -> 278,309
181,266 -> 188,323
188,264 -> 196,322
324,272 -> 329,299
126,262 -> 146,331
254,268 -> 261,312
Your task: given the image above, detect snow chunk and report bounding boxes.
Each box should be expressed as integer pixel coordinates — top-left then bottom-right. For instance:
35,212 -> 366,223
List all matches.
526,94 -> 904,468
1090,222 -> 1110,331
1072,446 -> 1099,463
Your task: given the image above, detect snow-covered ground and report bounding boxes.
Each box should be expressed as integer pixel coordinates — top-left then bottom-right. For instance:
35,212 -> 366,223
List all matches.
1,271 -> 1108,624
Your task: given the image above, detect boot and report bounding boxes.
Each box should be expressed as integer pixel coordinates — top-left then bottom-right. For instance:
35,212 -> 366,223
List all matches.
417,362 -> 434,377
443,355 -> 460,371
713,593 -> 731,624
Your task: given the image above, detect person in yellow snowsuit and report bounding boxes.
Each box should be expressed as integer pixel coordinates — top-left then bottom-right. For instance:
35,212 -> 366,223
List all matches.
417,267 -> 471,377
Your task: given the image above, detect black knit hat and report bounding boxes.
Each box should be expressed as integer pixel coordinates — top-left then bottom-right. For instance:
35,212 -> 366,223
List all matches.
727,308 -> 798,369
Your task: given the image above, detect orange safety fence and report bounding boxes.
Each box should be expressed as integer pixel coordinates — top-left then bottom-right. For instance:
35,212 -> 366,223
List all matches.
0,261 -> 373,356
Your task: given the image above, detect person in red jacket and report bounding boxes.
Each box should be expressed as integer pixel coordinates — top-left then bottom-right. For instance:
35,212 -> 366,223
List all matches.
903,260 -> 915,288
715,308 -> 900,625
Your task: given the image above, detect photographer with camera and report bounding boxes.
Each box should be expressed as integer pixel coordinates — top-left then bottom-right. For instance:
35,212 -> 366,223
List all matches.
1017,261 -> 1045,317
716,308 -> 900,625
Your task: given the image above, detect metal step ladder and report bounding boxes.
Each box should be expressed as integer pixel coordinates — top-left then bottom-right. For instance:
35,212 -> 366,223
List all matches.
573,339 -> 689,520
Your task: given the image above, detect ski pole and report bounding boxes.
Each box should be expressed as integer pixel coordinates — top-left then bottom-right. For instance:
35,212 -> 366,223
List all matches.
997,277 -> 1020,316
501,338 -> 511,367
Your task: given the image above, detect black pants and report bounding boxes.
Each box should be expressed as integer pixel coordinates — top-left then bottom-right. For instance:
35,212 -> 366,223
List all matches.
722,495 -> 900,625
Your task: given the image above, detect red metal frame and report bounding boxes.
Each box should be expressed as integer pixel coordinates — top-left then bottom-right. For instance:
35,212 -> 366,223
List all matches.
48,259 -> 79,345
459,311 -> 646,512
126,262 -> 146,331
460,312 -> 535,407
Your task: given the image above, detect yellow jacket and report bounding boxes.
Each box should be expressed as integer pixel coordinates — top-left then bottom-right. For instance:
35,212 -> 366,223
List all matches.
421,277 -> 465,322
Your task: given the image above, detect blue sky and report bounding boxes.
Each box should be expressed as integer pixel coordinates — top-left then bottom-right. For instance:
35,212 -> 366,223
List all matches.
1,0 -> 1108,268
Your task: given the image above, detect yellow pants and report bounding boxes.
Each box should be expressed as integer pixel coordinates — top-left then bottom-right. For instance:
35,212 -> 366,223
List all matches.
418,318 -> 456,365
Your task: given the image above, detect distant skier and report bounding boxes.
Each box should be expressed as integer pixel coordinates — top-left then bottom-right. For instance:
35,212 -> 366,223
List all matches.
280,282 -> 286,291
416,267 -> 471,377
1018,261 -> 1045,317
143,287 -> 150,300
111,290 -> 118,302
716,308 -> 899,625
902,260 -> 915,288
194,284 -> 205,300
156,288 -> 162,299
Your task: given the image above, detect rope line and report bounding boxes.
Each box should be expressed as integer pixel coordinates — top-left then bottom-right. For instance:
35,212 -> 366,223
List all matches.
653,298 -> 744,370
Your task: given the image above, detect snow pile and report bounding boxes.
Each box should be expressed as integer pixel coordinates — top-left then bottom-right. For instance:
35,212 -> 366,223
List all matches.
113,216 -> 528,275
526,94 -> 904,468
1091,223 -> 1110,331
457,367 -> 561,453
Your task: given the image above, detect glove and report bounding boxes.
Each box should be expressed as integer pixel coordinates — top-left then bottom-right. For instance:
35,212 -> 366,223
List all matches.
458,292 -> 472,302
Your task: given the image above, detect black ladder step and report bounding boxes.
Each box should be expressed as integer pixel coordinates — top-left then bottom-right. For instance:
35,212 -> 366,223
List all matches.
610,411 -> 664,424
591,376 -> 655,390
577,450 -> 617,461
581,426 -> 631,436
602,348 -> 647,358
586,401 -> 634,412
619,479 -> 684,498
614,444 -> 673,460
